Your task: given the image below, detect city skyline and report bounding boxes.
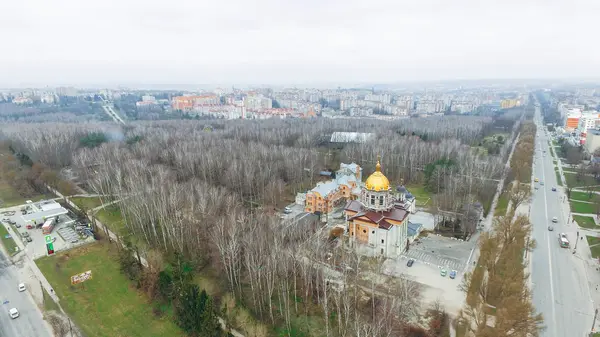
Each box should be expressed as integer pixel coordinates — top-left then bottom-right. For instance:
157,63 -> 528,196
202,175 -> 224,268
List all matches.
2,0 -> 599,87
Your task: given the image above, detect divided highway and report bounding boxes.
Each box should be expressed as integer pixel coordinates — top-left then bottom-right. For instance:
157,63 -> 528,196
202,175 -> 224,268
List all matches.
530,106 -> 594,337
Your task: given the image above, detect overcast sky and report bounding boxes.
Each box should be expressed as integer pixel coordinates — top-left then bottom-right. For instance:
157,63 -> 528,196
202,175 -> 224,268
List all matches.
2,0 -> 599,87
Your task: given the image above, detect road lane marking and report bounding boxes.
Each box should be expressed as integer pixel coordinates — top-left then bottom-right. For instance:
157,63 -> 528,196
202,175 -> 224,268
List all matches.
539,126 -> 559,336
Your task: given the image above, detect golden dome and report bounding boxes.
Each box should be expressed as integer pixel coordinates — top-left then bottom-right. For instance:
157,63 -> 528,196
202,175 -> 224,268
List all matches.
365,160 -> 390,192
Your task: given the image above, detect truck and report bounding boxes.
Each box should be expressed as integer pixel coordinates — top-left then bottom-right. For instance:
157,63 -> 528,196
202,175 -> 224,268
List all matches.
42,217 -> 57,235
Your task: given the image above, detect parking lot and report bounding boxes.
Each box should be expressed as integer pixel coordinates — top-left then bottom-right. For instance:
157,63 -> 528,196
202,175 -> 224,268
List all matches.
381,234 -> 476,314
1,203 -> 96,259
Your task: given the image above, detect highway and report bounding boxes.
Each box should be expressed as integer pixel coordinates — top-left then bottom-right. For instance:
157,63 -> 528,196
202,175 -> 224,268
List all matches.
0,248 -> 52,337
529,105 -> 594,337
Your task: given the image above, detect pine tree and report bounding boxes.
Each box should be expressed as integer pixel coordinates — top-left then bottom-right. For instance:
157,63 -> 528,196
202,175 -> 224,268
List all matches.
175,284 -> 207,335
199,294 -> 221,337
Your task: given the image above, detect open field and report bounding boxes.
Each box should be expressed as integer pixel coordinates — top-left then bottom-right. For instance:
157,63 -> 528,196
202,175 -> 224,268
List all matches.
573,215 -> 598,229
94,205 -> 126,235
36,242 -> 184,337
70,197 -> 105,211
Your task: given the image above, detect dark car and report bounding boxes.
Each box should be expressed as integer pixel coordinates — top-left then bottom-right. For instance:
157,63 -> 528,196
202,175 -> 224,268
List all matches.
407,259 -> 414,267
552,187 -> 556,191
25,237 -> 32,242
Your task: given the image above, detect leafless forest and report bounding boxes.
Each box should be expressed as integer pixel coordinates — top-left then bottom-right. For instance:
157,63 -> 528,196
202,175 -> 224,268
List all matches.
0,114 -> 520,336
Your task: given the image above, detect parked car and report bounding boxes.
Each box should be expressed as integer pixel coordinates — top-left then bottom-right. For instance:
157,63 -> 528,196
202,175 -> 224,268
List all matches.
548,226 -> 554,231
18,283 -> 26,292
440,269 -> 447,277
552,187 -> 557,191
552,217 -> 558,223
449,270 -> 457,279
25,237 -> 32,242
283,207 -> 292,214
407,259 -> 414,267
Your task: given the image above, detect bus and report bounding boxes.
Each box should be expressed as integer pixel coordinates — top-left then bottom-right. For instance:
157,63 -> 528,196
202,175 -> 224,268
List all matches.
558,233 -> 569,248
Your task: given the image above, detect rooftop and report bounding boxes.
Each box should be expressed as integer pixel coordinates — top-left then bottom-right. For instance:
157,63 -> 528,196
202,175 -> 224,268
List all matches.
330,132 -> 375,144
22,207 -> 68,222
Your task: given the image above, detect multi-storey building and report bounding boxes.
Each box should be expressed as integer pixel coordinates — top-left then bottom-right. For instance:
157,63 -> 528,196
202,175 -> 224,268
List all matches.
171,95 -> 219,111
305,163 -> 362,217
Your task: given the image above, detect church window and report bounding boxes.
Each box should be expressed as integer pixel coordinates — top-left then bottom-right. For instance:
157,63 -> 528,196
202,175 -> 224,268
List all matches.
370,195 -> 375,205
381,239 -> 384,244
372,230 -> 375,234
363,229 -> 366,233
379,195 -> 384,205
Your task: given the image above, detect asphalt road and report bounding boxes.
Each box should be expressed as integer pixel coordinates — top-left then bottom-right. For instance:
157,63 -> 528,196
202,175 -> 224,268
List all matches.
0,248 -> 52,337
530,107 -> 594,337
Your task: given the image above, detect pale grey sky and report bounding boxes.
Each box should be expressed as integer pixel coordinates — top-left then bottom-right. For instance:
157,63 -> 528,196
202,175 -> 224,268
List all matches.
1,0 -> 599,86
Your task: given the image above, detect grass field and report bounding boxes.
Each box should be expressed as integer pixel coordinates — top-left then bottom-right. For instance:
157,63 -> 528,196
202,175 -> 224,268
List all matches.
555,171 -> 563,186
564,173 -> 599,189
494,192 -> 509,216
570,201 -> 598,214
70,197 -> 105,211
94,204 -> 126,235
573,215 -> 597,229
43,287 -> 61,312
406,184 -> 433,207
0,223 -> 18,255
570,191 -> 600,203
587,236 -> 600,259
36,242 -> 183,337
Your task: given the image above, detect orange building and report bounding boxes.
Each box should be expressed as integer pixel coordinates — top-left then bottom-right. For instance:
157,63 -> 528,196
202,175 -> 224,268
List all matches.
305,163 -> 361,217
566,116 -> 580,129
172,95 -> 219,111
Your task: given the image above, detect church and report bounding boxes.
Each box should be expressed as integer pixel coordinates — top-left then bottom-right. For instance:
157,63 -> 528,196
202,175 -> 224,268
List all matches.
344,159 -> 410,258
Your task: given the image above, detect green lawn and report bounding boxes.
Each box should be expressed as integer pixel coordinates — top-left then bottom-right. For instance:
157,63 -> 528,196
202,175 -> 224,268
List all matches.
0,223 -> 19,255
571,191 -> 600,202
570,201 -> 598,214
36,242 -> 183,337
70,197 -> 105,211
43,287 -> 61,312
94,204 -> 126,235
495,192 -> 509,216
406,184 -> 432,207
564,172 -> 599,189
555,171 -> 563,186
587,236 -> 600,247
573,215 -> 598,229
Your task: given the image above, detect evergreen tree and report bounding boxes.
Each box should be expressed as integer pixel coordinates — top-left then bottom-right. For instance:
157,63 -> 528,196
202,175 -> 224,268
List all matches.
175,284 -> 207,335
199,295 -> 221,337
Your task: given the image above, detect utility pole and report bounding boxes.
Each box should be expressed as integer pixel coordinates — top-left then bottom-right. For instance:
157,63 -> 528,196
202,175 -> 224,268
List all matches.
590,308 -> 598,336
575,230 -> 580,250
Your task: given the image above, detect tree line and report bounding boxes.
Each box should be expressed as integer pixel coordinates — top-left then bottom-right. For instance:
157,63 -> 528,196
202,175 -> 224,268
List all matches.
0,115 -> 522,336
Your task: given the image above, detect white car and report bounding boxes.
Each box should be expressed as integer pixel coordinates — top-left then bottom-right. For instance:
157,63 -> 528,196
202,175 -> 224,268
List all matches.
9,308 -> 19,319
552,217 -> 558,223
18,283 -> 26,292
